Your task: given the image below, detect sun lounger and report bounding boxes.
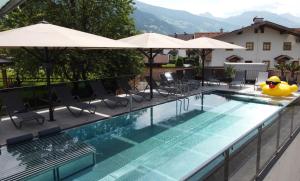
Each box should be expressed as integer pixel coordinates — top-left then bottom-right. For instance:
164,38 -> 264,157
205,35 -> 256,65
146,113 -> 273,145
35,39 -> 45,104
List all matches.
144,76 -> 177,97
117,78 -> 151,102
89,80 -> 128,108
0,91 -> 45,129
54,85 -> 96,117
254,72 -> 268,90
183,69 -> 200,89
229,71 -> 246,88
161,72 -> 190,93
204,69 -> 220,86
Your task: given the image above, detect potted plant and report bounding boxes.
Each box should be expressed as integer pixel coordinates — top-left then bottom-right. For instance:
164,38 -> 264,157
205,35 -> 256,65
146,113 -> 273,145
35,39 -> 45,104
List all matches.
224,66 -> 236,82
285,62 -> 300,84
274,63 -> 287,81
194,65 -> 202,80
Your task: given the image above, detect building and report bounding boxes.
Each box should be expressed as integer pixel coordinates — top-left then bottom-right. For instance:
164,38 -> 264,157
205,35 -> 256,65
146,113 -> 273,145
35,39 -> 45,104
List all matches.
210,17 -> 300,68
172,17 -> 300,69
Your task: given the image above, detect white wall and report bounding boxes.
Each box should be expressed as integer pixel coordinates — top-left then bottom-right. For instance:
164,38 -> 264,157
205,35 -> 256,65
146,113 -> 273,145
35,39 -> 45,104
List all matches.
211,27 -> 300,68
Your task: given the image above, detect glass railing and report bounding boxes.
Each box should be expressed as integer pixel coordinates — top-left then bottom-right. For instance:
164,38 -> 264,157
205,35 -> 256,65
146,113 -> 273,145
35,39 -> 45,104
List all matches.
183,95 -> 300,181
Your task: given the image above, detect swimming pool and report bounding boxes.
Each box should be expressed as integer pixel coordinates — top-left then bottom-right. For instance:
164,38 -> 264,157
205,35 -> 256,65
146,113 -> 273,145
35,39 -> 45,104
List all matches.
58,90 -> 285,181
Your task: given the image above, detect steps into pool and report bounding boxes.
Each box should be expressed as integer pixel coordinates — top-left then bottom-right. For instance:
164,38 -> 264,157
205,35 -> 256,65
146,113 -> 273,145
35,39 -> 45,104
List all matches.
0,133 -> 96,181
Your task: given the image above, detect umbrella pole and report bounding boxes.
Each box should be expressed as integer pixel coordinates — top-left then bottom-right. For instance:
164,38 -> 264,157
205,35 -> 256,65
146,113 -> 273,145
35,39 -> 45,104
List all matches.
201,50 -> 205,86
45,48 -> 55,121
149,48 -> 153,99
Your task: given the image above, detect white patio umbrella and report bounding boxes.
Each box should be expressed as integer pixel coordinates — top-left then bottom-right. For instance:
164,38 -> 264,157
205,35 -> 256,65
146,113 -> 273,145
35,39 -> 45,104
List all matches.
186,37 -> 245,86
119,33 -> 189,98
0,21 -> 137,121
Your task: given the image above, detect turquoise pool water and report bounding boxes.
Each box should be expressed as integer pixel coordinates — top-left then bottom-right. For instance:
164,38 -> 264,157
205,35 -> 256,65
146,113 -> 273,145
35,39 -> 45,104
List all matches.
65,91 -> 283,181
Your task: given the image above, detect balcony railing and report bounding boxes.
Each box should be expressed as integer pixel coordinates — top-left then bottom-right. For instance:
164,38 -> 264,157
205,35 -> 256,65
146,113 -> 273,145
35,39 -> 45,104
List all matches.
183,93 -> 300,181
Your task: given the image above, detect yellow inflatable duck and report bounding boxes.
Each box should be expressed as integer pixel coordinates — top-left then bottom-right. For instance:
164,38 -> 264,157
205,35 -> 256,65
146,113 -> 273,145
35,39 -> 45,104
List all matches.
260,76 -> 298,96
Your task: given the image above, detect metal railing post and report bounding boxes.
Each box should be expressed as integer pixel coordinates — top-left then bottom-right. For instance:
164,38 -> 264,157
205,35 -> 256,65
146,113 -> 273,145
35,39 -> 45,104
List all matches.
129,94 -> 133,112
276,112 -> 282,151
224,149 -> 230,181
256,126 -> 262,178
290,106 -> 295,137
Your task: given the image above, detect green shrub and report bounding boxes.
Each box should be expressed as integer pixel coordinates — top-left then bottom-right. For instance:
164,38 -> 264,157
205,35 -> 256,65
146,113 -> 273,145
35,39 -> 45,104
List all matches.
169,59 -> 176,64
176,57 -> 184,67
161,64 -> 176,68
225,66 -> 236,78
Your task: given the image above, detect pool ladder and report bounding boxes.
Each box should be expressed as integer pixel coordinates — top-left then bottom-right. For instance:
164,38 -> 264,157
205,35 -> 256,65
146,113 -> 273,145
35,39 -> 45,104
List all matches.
176,97 -> 189,115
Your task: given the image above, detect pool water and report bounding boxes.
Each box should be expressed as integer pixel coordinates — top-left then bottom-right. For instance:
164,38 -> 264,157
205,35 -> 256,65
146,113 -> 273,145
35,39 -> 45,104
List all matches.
65,91 -> 282,181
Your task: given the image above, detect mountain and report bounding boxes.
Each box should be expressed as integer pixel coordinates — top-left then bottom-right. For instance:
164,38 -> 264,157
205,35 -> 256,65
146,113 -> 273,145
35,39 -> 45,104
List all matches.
132,1 -> 300,34
224,11 -> 300,28
132,9 -> 184,34
281,13 -> 300,25
133,1 -> 236,34
199,12 -> 223,21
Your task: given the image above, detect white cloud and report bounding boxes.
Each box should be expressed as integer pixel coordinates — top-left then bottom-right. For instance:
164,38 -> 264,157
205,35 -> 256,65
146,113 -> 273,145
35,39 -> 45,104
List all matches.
137,0 -> 300,17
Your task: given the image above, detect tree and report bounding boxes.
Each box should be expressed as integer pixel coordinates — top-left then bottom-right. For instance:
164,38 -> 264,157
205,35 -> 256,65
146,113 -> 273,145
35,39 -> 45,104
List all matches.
285,62 -> 300,82
0,0 -> 144,84
274,63 -> 287,80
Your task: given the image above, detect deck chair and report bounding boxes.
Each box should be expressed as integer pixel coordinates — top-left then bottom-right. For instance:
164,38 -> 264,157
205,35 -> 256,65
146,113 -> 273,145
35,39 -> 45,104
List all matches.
54,85 -> 96,117
229,71 -> 246,88
0,91 -> 45,129
89,81 -> 129,108
204,69 -> 220,86
254,72 -> 268,90
117,78 -> 151,102
183,69 -> 200,89
144,76 -> 177,97
160,73 -> 189,94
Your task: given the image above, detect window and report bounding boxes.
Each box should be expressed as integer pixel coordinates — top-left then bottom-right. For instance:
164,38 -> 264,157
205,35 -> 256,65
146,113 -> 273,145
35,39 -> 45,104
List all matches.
263,42 -> 271,51
226,42 -> 234,51
245,60 -> 253,63
262,60 -> 270,69
246,42 -> 254,51
283,42 -> 292,51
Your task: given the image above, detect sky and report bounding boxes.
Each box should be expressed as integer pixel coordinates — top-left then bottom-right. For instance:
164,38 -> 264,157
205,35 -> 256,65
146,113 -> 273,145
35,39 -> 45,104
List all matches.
138,0 -> 300,17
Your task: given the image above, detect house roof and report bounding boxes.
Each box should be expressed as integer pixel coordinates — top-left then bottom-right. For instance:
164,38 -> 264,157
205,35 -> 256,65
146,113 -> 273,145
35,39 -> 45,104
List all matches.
216,20 -> 300,39
194,32 -> 225,38
169,33 -> 194,41
292,28 -> 300,33
274,55 -> 293,61
226,55 -> 243,61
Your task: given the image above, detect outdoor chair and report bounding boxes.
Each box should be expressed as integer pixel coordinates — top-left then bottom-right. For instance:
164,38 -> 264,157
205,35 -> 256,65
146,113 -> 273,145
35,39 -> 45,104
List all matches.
89,80 -> 129,109
254,72 -> 268,90
176,70 -> 184,81
183,69 -> 200,89
117,78 -> 151,102
204,69 -> 220,86
160,73 -> 189,94
0,90 -> 45,129
54,85 -> 96,117
229,71 -> 246,88
144,76 -> 177,97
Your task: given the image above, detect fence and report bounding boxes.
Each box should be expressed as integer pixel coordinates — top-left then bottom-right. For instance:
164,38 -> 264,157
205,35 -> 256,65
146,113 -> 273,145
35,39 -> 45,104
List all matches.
0,74 -> 140,116
183,94 -> 300,181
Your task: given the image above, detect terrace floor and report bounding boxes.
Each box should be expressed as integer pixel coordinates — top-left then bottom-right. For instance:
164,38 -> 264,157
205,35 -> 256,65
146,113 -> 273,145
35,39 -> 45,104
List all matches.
0,83 -> 262,146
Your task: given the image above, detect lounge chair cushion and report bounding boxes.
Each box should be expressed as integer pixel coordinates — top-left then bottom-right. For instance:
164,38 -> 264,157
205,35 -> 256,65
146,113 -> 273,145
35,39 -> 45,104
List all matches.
38,126 -> 62,138
6,133 -> 34,146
